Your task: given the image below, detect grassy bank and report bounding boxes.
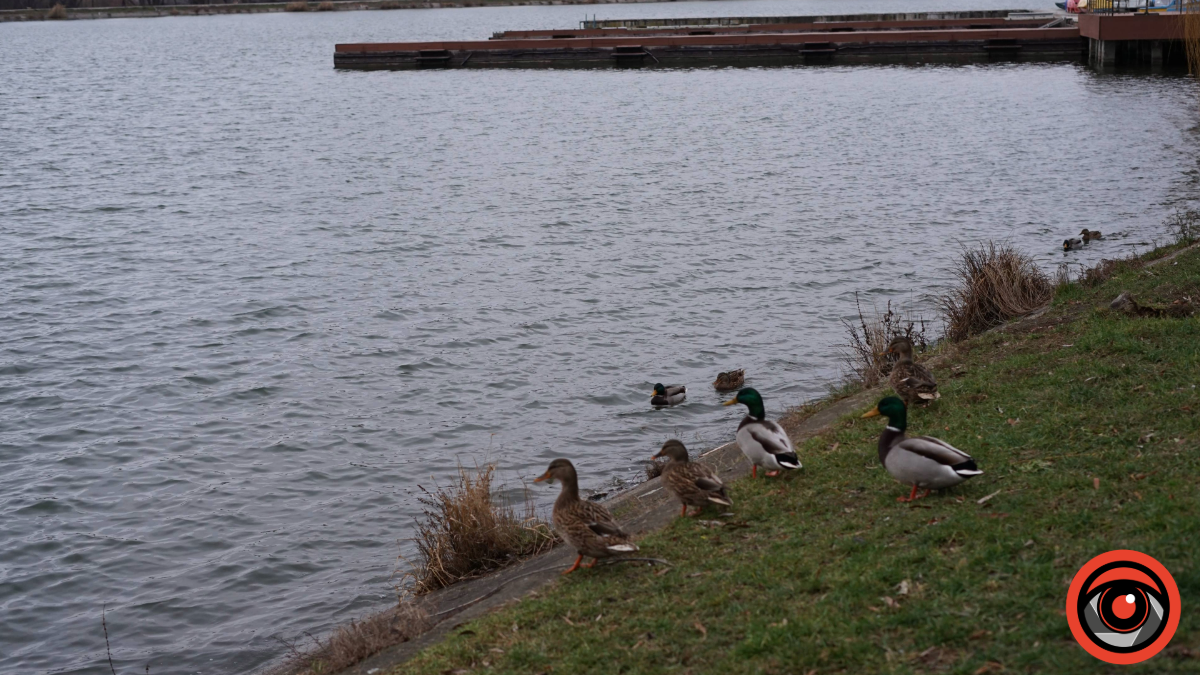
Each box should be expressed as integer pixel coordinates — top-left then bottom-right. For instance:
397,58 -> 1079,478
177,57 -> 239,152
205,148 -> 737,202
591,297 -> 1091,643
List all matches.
389,244 -> 1200,674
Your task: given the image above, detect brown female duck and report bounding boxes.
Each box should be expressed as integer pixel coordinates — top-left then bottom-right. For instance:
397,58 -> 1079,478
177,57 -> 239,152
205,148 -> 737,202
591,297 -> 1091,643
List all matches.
652,439 -> 732,517
884,336 -> 939,406
534,459 -> 637,574
712,369 -> 745,392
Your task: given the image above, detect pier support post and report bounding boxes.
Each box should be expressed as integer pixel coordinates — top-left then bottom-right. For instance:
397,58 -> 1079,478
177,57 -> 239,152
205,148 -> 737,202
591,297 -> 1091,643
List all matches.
1090,39 -> 1117,67
1151,40 -> 1163,68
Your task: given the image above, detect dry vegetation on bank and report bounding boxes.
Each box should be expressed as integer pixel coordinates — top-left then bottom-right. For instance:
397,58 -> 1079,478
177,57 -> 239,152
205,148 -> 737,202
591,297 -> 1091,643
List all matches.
410,464 -> 557,595
939,241 -> 1053,342
840,294 -> 932,388
272,602 -> 431,675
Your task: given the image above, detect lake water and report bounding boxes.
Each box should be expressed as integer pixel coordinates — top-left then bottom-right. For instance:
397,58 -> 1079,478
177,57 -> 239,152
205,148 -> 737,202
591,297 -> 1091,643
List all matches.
1,1 -> 1198,672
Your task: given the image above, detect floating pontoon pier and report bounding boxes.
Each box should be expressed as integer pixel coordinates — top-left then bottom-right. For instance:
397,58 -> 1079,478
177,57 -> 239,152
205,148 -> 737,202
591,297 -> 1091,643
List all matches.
333,9 -> 1189,70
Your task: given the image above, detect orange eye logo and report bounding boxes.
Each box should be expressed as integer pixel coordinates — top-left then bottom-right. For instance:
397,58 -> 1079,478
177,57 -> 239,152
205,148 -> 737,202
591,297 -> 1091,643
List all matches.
1066,550 -> 1180,664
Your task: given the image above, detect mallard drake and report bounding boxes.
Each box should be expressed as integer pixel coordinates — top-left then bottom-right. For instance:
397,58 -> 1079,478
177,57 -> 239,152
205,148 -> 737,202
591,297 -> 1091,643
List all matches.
651,383 -> 686,407
652,439 -> 732,517
535,459 -> 637,574
861,396 -> 982,502
1080,228 -> 1103,242
723,387 -> 800,478
713,369 -> 745,392
883,336 -> 939,406
1063,238 -> 1084,251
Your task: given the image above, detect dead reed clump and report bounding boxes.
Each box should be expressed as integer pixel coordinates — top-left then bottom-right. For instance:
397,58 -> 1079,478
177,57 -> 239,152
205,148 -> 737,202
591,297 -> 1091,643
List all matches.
378,0 -> 403,8
1167,208 -> 1200,245
272,600 -> 431,675
939,241 -> 1052,342
840,293 -> 932,388
411,464 -> 557,595
46,3 -> 67,19
645,459 -> 666,480
1184,1 -> 1200,76
316,1 -> 335,9
284,1 -> 310,10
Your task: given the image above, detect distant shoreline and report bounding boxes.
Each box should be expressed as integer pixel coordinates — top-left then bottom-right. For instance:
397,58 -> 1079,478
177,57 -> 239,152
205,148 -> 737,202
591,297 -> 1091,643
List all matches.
0,0 -> 679,22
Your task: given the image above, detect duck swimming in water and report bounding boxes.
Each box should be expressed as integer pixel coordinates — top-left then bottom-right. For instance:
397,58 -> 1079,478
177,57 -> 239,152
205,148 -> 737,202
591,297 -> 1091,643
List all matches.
1080,228 -> 1103,242
713,369 -> 745,392
1063,238 -> 1084,251
651,383 -> 686,407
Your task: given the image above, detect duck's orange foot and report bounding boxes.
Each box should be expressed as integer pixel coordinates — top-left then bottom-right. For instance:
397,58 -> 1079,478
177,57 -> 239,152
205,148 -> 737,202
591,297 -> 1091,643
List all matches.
765,470 -> 780,477
897,484 -> 920,502
582,558 -> 597,569
562,555 -> 583,575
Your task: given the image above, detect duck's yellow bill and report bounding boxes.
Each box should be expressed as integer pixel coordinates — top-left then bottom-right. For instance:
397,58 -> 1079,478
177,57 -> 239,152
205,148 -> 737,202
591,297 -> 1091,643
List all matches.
533,472 -> 551,483
861,409 -> 881,418
722,398 -> 737,406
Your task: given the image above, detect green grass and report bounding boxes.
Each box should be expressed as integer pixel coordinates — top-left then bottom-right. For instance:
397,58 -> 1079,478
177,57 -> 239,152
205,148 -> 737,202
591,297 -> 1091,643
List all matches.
394,246 -> 1200,675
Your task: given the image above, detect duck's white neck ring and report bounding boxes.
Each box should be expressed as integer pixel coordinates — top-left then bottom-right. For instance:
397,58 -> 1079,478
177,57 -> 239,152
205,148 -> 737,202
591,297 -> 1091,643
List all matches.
886,426 -> 902,433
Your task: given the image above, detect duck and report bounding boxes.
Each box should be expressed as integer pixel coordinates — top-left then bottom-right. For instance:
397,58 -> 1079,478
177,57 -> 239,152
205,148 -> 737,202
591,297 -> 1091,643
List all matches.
652,439 -> 732,517
651,383 -> 686,407
722,387 -> 801,478
1063,238 -> 1084,251
534,459 -> 638,574
1080,228 -> 1103,242
883,336 -> 939,406
713,369 -> 745,392
861,396 -> 982,502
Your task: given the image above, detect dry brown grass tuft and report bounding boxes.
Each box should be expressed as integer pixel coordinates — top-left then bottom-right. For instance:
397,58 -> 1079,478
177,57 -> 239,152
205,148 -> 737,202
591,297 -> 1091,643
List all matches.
645,459 -> 666,480
939,242 -> 1052,342
840,293 -> 932,388
1184,3 -> 1200,76
1167,208 -> 1200,245
378,0 -> 404,7
46,3 -> 67,19
411,464 -> 557,595
284,1 -> 310,10
316,1 -> 335,9
272,600 -> 431,675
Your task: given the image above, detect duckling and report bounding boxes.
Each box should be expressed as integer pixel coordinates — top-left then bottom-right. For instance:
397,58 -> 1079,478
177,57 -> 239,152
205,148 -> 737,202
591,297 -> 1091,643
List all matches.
883,336 -> 939,406
1080,228 -> 1103,242
651,383 -> 686,407
861,396 -> 982,502
723,387 -> 800,478
534,459 -> 638,574
713,369 -> 745,392
1063,238 -> 1084,251
652,439 -> 732,517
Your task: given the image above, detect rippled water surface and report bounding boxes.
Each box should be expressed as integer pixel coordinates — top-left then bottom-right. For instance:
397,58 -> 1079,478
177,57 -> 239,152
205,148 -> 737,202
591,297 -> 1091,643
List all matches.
2,0 -> 1199,672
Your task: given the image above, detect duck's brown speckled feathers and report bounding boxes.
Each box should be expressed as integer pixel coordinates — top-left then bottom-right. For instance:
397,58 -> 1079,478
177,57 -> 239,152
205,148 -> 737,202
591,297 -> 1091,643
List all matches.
885,337 -> 939,406
712,369 -> 745,392
535,459 -> 637,573
653,440 -> 732,517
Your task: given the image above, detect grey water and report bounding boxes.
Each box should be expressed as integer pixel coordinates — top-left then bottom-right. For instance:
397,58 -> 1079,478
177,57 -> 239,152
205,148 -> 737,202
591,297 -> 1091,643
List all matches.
1,0 -> 1198,671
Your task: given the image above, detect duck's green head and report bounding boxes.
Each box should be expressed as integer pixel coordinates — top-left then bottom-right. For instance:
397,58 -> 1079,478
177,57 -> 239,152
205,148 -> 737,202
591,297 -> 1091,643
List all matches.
862,396 -> 907,430
653,383 -> 667,396
1063,239 -> 1072,251
723,387 -> 765,419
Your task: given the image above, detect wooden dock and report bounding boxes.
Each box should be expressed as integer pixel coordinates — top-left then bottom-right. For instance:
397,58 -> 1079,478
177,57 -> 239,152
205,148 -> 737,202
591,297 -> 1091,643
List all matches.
334,10 -> 1087,70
